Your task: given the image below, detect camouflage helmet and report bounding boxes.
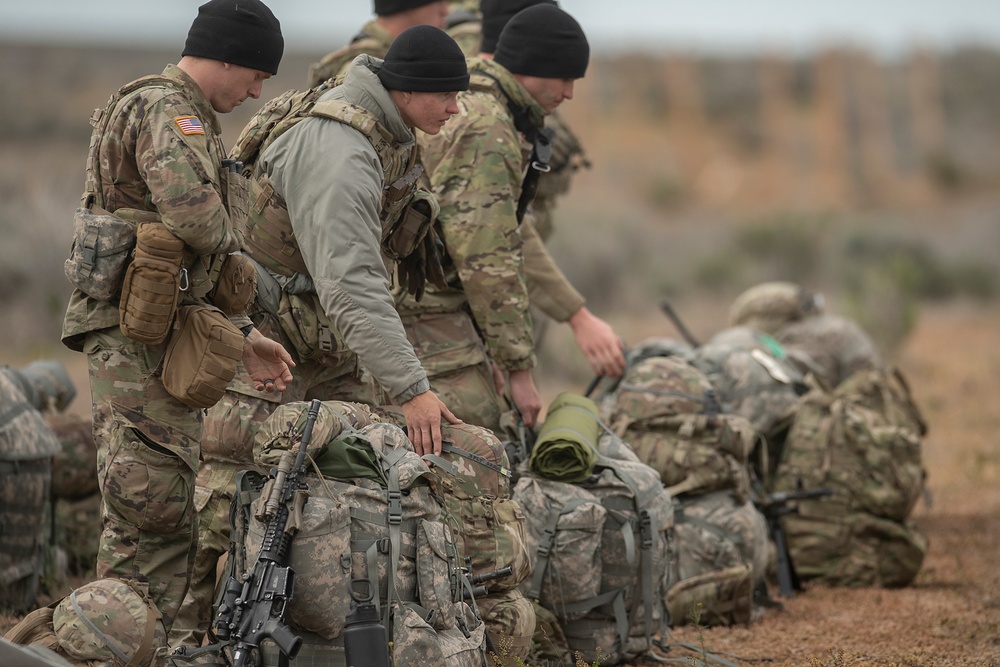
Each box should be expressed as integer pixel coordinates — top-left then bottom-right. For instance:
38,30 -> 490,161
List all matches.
52,578 -> 166,667
728,281 -> 824,335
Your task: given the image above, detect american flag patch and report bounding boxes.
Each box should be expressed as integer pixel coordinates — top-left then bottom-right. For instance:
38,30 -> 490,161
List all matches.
174,116 -> 205,135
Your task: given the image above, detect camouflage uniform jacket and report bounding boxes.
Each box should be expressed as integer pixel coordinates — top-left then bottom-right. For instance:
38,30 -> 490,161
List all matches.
61,64 -> 242,350
401,57 -> 560,371
256,56 -> 429,403
308,19 -> 392,88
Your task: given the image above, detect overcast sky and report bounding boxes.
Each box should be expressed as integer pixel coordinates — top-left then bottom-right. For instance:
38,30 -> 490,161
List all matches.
4,1 -> 1000,55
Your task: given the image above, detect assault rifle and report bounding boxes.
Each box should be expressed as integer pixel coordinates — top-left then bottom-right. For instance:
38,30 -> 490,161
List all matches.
214,399 -> 321,667
755,486 -> 834,598
463,563 -> 514,601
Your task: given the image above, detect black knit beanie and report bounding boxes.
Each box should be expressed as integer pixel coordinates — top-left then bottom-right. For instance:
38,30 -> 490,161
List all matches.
374,0 -> 441,16
494,5 -> 589,80
377,25 -> 471,92
182,0 -> 284,75
480,0 -> 557,54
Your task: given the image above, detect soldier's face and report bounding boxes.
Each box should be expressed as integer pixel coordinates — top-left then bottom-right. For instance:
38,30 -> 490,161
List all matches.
407,1 -> 450,30
212,63 -> 272,113
519,77 -> 575,114
395,91 -> 461,134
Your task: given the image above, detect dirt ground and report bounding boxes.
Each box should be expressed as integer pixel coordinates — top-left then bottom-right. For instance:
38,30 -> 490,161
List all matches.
2,303 -> 999,666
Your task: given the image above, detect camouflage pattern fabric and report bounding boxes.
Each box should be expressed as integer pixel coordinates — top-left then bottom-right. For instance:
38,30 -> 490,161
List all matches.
668,491 -> 768,627
529,111 -> 591,243
241,413 -> 488,662
0,368 -> 62,613
44,411 -> 99,500
170,357 -> 381,649
528,601 -> 573,667
59,63 -> 250,632
776,314 -> 883,391
513,436 -> 674,666
400,57 -> 544,374
84,326 -> 201,632
727,281 -> 823,336
307,19 -> 391,88
771,368 -> 928,587
604,355 -> 755,498
52,578 -> 167,667
62,64 -> 245,350
399,310 -> 502,432
687,326 -> 805,443
53,494 -> 102,579
476,588 -> 536,665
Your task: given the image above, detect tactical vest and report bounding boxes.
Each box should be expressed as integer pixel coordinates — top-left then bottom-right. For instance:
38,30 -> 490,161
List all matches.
238,94 -> 420,280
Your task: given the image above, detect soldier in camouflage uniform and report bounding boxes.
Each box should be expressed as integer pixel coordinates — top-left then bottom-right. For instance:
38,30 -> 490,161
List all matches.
398,5 -> 624,435
470,0 -> 592,242
169,26 -> 472,649
308,0 -> 450,87
58,0 -> 294,631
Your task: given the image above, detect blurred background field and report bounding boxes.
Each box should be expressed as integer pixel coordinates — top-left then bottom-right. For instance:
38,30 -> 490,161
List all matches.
1,27 -> 1000,664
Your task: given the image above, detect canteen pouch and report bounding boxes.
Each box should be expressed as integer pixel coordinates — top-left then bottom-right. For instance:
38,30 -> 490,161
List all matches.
119,220 -> 185,345
382,190 -> 438,261
162,305 -> 243,409
210,252 -> 257,316
64,206 -> 139,301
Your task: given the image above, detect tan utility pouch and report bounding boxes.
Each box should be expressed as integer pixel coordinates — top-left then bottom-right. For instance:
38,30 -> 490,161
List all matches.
382,189 -> 438,261
119,221 -> 185,345
64,206 -> 139,301
162,305 -> 243,409
210,252 -> 257,316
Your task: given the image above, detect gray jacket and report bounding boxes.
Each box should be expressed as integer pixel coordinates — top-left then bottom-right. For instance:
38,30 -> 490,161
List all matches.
259,56 -> 429,402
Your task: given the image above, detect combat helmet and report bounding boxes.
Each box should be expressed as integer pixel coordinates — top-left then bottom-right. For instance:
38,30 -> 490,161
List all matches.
52,578 -> 166,667
728,281 -> 824,335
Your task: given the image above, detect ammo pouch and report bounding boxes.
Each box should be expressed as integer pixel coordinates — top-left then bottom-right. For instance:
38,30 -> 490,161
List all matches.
209,252 -> 257,316
64,205 -> 139,301
119,220 -> 185,345
162,304 -> 243,409
382,189 -> 439,261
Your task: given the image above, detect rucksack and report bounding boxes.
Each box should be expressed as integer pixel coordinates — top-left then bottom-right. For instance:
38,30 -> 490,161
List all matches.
0,368 -> 62,613
513,434 -> 674,666
234,401 -> 487,667
770,367 -> 928,587
603,355 -> 756,500
667,491 -> 770,627
377,409 -> 535,661
686,326 -> 806,442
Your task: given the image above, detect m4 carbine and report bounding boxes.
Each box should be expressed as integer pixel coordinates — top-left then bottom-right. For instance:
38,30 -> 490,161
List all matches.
215,399 -> 322,667
756,486 -> 834,598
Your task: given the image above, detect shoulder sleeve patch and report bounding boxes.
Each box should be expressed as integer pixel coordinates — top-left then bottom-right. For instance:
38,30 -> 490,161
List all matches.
174,116 -> 205,135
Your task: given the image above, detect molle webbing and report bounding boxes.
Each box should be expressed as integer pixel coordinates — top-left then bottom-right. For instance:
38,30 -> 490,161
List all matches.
243,99 -> 415,278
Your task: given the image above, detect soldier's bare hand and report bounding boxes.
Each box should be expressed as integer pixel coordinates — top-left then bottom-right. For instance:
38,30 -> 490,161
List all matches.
490,361 -> 506,395
508,369 -> 541,428
568,306 -> 626,378
401,390 -> 461,456
242,327 -> 295,392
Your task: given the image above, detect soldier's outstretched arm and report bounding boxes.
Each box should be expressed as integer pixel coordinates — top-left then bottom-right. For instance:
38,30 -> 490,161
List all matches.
401,390 -> 461,456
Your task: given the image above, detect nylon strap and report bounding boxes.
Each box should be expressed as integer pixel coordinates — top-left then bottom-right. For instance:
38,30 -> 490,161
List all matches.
441,441 -> 511,479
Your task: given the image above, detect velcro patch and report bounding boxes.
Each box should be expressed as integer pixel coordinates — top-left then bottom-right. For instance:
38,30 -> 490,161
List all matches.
174,116 -> 205,135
